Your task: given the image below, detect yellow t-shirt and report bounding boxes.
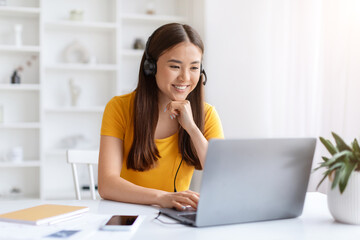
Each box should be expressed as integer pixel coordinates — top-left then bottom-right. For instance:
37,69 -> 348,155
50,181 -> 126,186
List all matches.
100,91 -> 224,192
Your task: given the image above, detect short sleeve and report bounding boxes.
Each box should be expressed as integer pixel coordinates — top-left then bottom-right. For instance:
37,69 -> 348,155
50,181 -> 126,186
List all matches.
204,104 -> 224,140
100,97 -> 126,140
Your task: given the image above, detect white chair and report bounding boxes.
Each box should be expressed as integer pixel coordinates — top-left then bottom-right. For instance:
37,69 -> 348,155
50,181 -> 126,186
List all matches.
66,150 -> 99,200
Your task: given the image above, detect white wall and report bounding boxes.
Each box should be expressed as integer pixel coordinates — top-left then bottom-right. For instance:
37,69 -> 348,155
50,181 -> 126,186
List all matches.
203,0 -> 323,139
202,0 -> 323,191
202,0 -> 360,193
204,0 -> 273,138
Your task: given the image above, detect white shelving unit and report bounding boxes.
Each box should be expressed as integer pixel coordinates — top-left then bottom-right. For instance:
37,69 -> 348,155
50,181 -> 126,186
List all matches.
45,63 -> 117,72
0,0 -> 41,200
44,106 -> 104,113
44,20 -> 117,31
0,0 -> 194,200
0,161 -> 41,168
0,6 -> 40,17
0,45 -> 40,53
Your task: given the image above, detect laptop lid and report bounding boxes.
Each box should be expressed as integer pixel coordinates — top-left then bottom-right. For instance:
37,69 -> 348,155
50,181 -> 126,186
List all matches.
193,138 -> 316,227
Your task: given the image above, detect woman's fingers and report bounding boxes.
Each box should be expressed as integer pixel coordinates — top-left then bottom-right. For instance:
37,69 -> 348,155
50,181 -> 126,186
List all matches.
158,190 -> 200,211
165,101 -> 188,115
173,201 -> 187,211
171,191 -> 200,210
164,100 -> 196,131
175,195 -> 198,209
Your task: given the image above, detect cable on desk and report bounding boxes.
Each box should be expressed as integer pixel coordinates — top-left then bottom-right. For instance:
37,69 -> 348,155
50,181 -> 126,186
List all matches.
154,211 -> 181,225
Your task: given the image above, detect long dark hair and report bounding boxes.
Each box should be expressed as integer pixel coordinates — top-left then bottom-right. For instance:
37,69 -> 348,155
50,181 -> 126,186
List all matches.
127,23 -> 205,171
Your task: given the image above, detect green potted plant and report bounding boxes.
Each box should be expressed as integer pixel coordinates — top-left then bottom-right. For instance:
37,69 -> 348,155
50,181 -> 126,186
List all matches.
315,132 -> 360,224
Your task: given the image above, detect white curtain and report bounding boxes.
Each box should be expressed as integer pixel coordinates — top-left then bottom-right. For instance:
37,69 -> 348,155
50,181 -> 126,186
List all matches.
203,0 -> 360,192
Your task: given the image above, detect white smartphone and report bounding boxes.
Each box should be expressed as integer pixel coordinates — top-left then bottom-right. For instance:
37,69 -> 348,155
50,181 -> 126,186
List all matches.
100,215 -> 141,231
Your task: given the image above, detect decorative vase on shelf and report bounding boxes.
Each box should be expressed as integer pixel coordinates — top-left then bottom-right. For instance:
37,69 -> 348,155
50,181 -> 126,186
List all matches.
146,0 -> 156,15
327,172 -> 360,224
133,38 -> 145,50
69,9 -> 84,21
11,70 -> 20,84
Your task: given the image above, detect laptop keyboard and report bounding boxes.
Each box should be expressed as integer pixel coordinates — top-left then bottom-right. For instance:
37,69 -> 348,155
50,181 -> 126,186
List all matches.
179,213 -> 197,222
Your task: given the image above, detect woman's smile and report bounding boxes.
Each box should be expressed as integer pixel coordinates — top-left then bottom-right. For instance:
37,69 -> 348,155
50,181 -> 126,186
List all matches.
172,84 -> 190,91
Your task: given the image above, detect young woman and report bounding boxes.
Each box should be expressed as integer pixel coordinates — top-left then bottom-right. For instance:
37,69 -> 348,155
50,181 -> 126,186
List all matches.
98,23 -> 224,211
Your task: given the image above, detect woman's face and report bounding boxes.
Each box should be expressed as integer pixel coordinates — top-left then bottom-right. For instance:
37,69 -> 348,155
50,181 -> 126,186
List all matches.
155,41 -> 202,102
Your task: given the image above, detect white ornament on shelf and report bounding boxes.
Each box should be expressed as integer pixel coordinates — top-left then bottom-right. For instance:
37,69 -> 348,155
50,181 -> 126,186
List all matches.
69,78 -> 81,106
14,24 -> 23,47
63,40 -> 90,63
146,0 -> 156,15
69,9 -> 84,21
3,146 -> 23,163
88,56 -> 97,65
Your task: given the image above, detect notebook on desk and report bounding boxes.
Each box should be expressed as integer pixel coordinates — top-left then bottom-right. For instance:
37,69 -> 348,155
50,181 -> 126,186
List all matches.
160,138 -> 316,227
0,204 -> 89,225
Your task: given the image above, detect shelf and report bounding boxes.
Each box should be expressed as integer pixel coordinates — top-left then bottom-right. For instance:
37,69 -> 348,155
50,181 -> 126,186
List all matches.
121,13 -> 187,23
0,45 -> 40,53
45,63 -> 117,72
122,49 -> 143,58
0,6 -> 40,17
44,20 -> 117,32
0,161 -> 41,168
0,122 -> 41,129
44,106 -> 104,113
0,84 -> 40,91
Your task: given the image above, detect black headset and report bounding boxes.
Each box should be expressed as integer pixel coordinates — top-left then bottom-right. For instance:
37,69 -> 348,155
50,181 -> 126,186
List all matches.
143,35 -> 207,86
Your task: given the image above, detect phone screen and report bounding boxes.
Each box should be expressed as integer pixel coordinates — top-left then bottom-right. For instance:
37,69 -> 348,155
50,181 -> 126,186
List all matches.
105,215 -> 138,226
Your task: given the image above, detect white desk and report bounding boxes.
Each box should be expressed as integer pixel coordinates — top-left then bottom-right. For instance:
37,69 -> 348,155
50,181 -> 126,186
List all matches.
1,192 -> 360,240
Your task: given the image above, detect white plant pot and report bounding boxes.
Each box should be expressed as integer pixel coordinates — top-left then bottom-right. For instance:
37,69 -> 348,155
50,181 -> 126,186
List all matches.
327,171 -> 360,224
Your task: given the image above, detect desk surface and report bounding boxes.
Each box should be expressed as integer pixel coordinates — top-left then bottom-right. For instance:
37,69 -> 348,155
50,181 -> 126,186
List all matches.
1,192 -> 360,240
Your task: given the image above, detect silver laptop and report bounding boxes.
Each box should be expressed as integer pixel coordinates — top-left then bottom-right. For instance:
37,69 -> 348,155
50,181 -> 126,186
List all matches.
160,138 -> 316,227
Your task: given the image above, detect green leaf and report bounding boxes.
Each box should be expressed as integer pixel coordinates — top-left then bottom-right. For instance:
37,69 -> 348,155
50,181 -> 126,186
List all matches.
352,139 -> 360,154
328,162 -> 344,171
332,132 -> 352,152
320,137 -> 338,155
339,161 -> 357,193
322,156 -> 330,162
316,169 -> 332,190
331,169 -> 342,189
323,150 -> 352,167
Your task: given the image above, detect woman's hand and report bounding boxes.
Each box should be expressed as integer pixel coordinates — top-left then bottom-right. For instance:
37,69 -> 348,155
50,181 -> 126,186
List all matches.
157,190 -> 200,211
164,100 -> 196,133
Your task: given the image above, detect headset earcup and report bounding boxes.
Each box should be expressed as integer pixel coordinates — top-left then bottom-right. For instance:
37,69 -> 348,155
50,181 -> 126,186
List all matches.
143,59 -> 156,76
201,69 -> 207,85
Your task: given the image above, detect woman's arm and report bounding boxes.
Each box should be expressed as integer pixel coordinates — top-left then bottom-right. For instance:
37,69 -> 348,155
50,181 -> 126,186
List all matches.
98,135 -> 199,210
186,126 -> 208,168
165,101 -> 208,168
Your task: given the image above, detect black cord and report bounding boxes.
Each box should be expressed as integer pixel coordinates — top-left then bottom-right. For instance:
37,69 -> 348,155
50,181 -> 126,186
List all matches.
154,211 -> 181,225
174,141 -> 186,192
173,156 -> 184,192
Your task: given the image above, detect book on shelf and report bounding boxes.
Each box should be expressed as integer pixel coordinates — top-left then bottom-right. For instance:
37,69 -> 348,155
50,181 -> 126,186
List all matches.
0,204 -> 89,225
